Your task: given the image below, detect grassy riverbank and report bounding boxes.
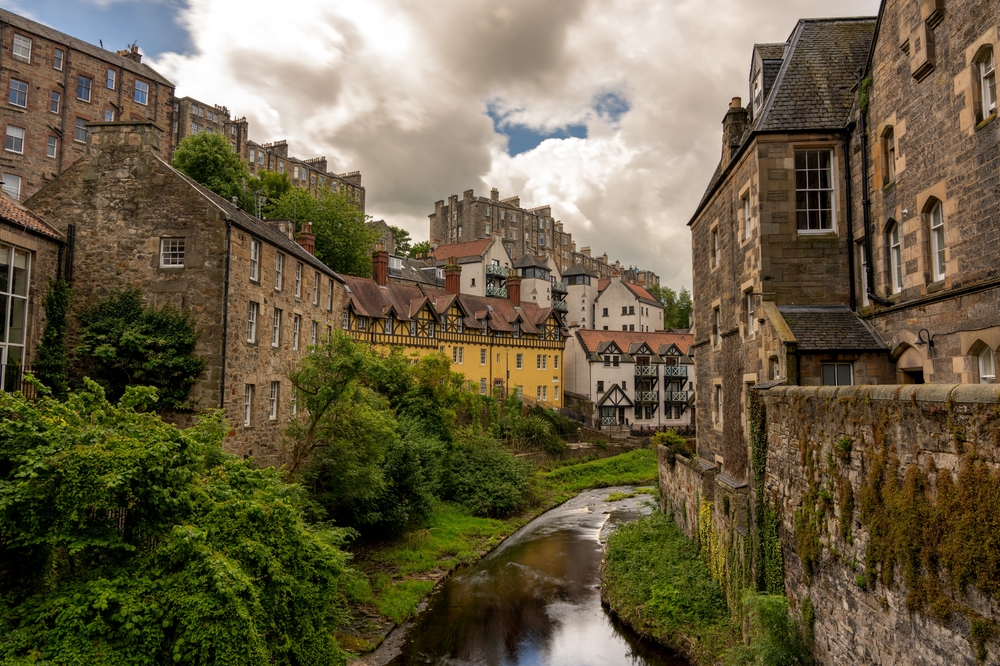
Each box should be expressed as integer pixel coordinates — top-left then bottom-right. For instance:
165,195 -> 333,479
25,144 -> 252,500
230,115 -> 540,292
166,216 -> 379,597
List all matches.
342,448 -> 658,653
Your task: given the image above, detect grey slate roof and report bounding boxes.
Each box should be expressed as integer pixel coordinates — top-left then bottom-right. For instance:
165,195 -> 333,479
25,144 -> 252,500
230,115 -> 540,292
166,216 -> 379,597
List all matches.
513,254 -> 549,269
0,8 -> 174,87
778,306 -> 886,351
561,263 -> 599,277
755,43 -> 786,61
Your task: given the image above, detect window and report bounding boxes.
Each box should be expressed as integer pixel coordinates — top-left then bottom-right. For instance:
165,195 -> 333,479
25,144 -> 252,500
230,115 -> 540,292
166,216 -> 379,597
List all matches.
275,253 -> 284,290
134,80 -> 149,105
795,150 -> 834,231
428,321 -> 435,338
597,381 -> 605,393
12,35 -> 30,61
53,48 -> 64,70
613,356 -> 620,367
46,137 -> 57,159
247,302 -> 259,343
295,263 -> 302,297
621,380 -> 627,391
77,76 -> 92,102
554,355 -> 558,369
4,126 -> 24,154
269,382 -> 280,420
50,91 -> 60,114
822,363 -> 854,386
603,355 -> 611,367
888,222 -> 902,294
107,69 -> 116,90
244,385 -> 254,426
249,239 -> 260,281
742,192 -> 751,239
979,47 -> 997,118
385,317 -> 394,335
1,174 -> 21,200
629,306 -> 635,315
74,118 -> 88,143
313,271 -> 319,304
341,311 -> 350,329
554,386 -> 559,401
271,308 -> 282,347
713,307 -> 721,347
293,315 -> 301,350
290,392 -> 297,416
629,324 -> 635,331
410,320 -> 418,336
311,321 -> 318,345
745,291 -> 755,335
537,386 -> 544,401
714,386 -> 723,425
929,201 -> 946,282
516,353 -> 523,369
327,278 -> 334,310
882,128 -> 895,184
480,349 -> 487,365
452,347 -> 464,363
8,79 -> 26,108
979,347 -> 996,384
160,238 -> 185,267
104,109 -> 115,122
752,71 -> 763,116
602,308 -> 608,317
711,227 -> 719,267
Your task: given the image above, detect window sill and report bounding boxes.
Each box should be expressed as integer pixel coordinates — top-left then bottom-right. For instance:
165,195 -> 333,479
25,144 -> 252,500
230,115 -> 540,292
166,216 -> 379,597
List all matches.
796,230 -> 838,238
976,113 -> 997,131
926,279 -> 945,294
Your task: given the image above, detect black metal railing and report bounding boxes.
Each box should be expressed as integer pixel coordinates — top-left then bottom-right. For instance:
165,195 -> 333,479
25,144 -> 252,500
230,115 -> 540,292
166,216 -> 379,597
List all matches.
2,365 -> 38,399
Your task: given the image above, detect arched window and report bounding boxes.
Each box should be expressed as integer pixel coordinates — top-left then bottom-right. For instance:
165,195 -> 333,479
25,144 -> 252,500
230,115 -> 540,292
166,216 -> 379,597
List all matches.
887,221 -> 902,294
929,201 -> 946,282
980,347 -> 996,384
882,127 -> 896,185
976,46 -> 996,119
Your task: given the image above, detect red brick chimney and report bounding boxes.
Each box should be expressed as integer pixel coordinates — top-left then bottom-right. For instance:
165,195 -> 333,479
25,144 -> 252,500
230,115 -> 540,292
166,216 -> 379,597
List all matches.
372,246 -> 388,286
445,257 -> 461,295
506,274 -> 521,304
296,221 -> 316,255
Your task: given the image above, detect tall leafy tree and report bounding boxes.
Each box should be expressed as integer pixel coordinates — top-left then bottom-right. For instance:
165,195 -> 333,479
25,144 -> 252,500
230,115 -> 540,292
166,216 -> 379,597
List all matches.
389,225 -> 412,256
649,284 -> 693,329
171,132 -> 256,210
408,240 -> 431,259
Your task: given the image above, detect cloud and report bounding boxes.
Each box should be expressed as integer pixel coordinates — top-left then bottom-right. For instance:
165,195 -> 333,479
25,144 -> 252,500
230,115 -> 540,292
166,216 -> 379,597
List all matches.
148,0 -> 880,289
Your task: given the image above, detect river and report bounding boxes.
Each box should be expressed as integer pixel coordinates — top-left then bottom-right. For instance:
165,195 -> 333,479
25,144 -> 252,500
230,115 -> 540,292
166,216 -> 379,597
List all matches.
363,487 -> 689,666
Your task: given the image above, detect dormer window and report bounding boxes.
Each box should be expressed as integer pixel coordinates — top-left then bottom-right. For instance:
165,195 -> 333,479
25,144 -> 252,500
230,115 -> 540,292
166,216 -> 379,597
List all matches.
752,72 -> 763,117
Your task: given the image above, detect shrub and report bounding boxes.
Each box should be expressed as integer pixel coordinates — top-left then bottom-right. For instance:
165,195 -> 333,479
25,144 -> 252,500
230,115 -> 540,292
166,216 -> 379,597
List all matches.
32,278 -> 71,400
653,429 -> 695,465
445,436 -> 531,518
724,593 -> 813,665
512,414 -> 566,454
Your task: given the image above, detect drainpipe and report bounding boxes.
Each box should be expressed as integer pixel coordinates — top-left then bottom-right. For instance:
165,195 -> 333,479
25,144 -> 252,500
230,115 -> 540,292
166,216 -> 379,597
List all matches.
842,128 -> 857,311
856,68 -> 893,307
219,219 -> 232,408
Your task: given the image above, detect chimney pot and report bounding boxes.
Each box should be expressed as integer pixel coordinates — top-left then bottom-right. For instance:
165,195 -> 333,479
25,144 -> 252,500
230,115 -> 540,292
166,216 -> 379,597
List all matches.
445,257 -> 462,295
731,96 -> 743,109
296,221 -> 316,256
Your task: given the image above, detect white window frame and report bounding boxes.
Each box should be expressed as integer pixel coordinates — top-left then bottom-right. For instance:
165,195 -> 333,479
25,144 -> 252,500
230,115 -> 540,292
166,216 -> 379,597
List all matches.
12,35 -> 31,61
516,353 -> 523,370
858,242 -> 869,306
243,384 -> 254,426
794,149 -> 836,233
269,381 -> 279,420
5,126 -> 24,154
327,278 -> 334,311
889,224 -> 903,294
271,308 -> 281,347
77,76 -> 92,102
711,227 -> 719,268
9,79 -> 27,108
342,311 -> 350,330
980,48 -> 997,118
311,321 -> 318,346
107,69 -> 116,90
247,301 -> 259,343
134,80 -> 149,106
50,91 -> 60,114
249,239 -> 260,281
159,238 -> 185,268
745,291 -> 755,335
742,192 -> 751,240
313,271 -> 319,304
295,263 -> 302,297
929,201 -> 946,283
53,48 -> 64,70
1,174 -> 21,200
46,137 -> 57,159
292,315 -> 301,350
979,347 -> 996,384
275,253 -> 284,290
481,348 -> 487,365
385,317 -> 394,335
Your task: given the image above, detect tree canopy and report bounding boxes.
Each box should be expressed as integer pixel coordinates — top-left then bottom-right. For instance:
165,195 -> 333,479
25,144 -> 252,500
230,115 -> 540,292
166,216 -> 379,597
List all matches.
649,284 -> 693,329
389,225 -> 412,256
171,132 -> 255,209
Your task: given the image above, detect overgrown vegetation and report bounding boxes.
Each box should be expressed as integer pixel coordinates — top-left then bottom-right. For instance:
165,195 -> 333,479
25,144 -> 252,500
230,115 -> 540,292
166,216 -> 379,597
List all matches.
31,278 -> 71,400
653,428 -> 694,465
74,289 -> 206,409
0,382 -> 353,665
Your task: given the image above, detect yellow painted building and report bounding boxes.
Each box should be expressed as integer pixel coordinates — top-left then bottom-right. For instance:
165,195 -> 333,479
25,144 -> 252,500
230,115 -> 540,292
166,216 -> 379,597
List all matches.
340,274 -> 565,407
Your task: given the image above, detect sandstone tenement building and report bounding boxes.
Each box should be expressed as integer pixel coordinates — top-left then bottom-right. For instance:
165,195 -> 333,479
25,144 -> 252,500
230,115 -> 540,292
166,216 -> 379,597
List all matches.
25,122 -> 345,466
247,139 -> 365,212
0,8 -> 175,201
171,96 -> 249,159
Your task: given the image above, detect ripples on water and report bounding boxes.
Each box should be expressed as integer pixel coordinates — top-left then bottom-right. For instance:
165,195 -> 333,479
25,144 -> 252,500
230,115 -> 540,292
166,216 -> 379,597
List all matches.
385,488 -> 689,666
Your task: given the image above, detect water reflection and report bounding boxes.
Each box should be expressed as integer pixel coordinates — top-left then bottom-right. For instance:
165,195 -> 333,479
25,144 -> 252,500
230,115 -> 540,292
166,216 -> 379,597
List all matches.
387,489 -> 688,666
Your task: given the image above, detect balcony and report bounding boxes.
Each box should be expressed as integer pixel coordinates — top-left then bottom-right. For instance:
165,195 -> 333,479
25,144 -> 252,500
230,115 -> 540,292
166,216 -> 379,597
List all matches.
551,300 -> 568,312
634,365 -> 657,377
551,280 -> 568,294
635,390 -> 659,403
665,390 -> 689,403
486,264 -> 509,277
664,365 -> 688,377
486,284 -> 508,298
601,416 -> 617,426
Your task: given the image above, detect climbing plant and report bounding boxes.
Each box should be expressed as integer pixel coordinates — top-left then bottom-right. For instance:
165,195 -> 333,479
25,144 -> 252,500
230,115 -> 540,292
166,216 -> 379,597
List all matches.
32,278 -> 71,400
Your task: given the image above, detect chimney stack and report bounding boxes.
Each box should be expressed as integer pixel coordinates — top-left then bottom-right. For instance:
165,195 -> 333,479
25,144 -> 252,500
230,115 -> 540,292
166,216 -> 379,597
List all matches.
445,257 -> 461,295
297,221 -> 316,256
372,243 -> 388,286
491,188 -> 499,201
506,274 -> 521,304
722,97 -> 748,166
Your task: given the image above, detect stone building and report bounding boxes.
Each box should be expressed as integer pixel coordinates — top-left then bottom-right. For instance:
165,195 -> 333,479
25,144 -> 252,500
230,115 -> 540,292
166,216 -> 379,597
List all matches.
688,17 -> 894,480
342,250 -> 567,406
0,190 -> 63,392
0,8 -> 174,201
171,96 -> 249,159
25,121 -> 345,466
563,329 -> 694,430
246,139 -> 365,212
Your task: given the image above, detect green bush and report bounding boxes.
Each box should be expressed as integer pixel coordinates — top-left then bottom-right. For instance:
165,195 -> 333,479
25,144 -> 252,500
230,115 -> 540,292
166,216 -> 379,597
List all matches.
652,429 -> 694,465
527,405 -> 579,436
32,278 -> 71,400
445,436 -> 531,518
0,381 -> 351,665
512,414 -> 566,454
724,594 -> 813,666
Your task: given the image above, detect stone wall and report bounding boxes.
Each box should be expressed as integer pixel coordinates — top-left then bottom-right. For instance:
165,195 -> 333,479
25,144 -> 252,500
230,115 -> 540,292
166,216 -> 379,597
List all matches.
658,383 -> 1000,665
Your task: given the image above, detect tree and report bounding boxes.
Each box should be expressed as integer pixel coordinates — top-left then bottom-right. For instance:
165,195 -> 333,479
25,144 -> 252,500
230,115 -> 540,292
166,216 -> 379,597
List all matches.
0,383 -> 351,665
74,290 -> 206,409
649,284 -> 692,329
408,240 -> 431,259
269,187 -> 378,277
32,278 -> 71,400
389,225 -> 412,256
171,132 -> 255,210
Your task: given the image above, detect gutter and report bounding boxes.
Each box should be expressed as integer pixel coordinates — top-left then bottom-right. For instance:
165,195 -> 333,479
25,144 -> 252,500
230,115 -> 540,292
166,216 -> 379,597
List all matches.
855,68 -> 893,307
219,219 -> 232,409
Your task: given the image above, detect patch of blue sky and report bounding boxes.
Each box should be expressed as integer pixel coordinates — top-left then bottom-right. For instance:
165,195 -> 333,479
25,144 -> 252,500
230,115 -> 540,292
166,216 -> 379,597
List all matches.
2,0 -> 193,59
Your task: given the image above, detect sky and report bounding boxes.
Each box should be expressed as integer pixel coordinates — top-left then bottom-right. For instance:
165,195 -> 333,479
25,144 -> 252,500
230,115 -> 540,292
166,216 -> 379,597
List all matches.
5,0 -> 880,290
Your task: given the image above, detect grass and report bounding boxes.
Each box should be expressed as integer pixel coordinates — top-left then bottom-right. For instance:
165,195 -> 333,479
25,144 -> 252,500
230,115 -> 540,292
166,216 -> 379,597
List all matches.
346,448 -> 661,644
602,511 -> 739,663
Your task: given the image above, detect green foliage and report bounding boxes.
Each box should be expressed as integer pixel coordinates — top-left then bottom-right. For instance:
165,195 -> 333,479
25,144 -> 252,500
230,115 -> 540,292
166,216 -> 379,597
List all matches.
171,132 -> 256,210
388,225 -> 412,256
538,448 -> 658,494
408,240 -> 431,259
446,435 -> 531,518
834,435 -> 852,460
32,278 -> 71,400
74,290 -> 206,409
724,594 -> 813,666
648,284 -> 693,329
653,429 -> 694,466
512,414 -> 566,454
268,187 -> 378,277
0,383 -> 351,665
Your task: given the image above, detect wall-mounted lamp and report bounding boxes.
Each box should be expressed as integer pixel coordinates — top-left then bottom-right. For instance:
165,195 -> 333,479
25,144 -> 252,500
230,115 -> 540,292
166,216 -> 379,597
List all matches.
914,328 -> 934,349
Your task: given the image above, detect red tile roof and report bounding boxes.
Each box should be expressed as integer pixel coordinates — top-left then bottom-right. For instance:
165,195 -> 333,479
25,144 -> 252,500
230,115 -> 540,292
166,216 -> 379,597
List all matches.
0,191 -> 63,241
575,329 -> 693,356
597,277 -> 662,306
430,238 -> 493,261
